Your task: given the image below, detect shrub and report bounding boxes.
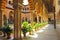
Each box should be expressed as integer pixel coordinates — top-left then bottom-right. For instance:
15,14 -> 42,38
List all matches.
22,21 -> 28,28
34,23 -> 40,29
21,21 -> 28,37
27,24 -> 33,32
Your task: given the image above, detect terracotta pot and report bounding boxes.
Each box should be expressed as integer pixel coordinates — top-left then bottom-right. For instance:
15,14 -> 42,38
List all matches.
35,28 -> 38,31
38,27 -> 40,30
29,32 -> 32,35
29,31 -> 34,35
23,33 -> 26,37
7,34 -> 11,39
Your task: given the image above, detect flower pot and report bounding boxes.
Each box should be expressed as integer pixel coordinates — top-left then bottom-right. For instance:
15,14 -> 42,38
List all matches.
29,31 -> 33,35
7,33 -> 11,39
38,27 -> 40,30
23,33 -> 26,37
35,28 -> 38,31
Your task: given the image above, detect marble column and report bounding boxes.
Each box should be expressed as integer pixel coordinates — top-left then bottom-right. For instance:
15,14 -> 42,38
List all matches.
13,0 -> 22,40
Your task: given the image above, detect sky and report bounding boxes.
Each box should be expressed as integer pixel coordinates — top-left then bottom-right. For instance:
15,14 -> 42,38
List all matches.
23,0 -> 28,5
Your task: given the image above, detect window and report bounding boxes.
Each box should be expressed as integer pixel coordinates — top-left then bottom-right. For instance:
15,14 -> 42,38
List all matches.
8,11 -> 14,24
9,1 -> 11,4
8,16 -> 14,24
27,8 -> 29,10
8,1 -> 13,5
3,15 -> 7,20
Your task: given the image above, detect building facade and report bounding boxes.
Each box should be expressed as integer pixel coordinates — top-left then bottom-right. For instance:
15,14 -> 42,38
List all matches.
0,0 -> 14,26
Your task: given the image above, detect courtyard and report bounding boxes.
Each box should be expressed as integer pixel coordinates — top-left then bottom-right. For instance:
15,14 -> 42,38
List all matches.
0,0 -> 60,40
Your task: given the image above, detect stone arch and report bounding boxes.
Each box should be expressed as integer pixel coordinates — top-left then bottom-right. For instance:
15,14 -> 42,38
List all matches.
3,14 -> 8,26
8,11 -> 14,24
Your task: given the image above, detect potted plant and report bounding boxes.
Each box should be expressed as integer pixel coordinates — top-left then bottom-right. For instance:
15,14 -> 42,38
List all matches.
2,27 -> 7,37
34,23 -> 40,31
1,25 -> 13,39
21,21 -> 28,37
21,27 -> 28,37
27,24 -> 33,35
1,20 -> 13,39
0,27 -> 6,37
5,26 -> 13,39
2,20 -> 8,37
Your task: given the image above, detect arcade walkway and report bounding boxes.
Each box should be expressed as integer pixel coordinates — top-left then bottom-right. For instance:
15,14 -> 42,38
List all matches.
0,24 -> 60,40
23,24 -> 60,40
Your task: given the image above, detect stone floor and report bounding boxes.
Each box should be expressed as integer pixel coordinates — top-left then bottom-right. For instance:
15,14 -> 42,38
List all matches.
23,24 -> 60,40
0,24 -> 60,40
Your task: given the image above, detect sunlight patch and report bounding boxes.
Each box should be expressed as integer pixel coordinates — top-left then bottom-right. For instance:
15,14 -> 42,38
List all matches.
28,33 -> 38,38
36,29 -> 44,33
23,0 -> 28,5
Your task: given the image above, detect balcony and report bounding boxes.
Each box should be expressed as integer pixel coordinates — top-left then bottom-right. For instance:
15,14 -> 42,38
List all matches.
6,1 -> 13,9
21,9 -> 30,13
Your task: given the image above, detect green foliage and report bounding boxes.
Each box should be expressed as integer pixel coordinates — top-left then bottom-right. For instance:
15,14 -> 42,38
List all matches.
33,22 -> 48,29
2,26 -> 13,35
4,20 -> 8,27
5,26 -> 13,34
1,20 -> 13,35
21,21 -> 33,37
22,21 -> 28,28
21,27 -> 28,34
33,22 -> 36,26
39,22 -> 48,28
27,24 -> 33,32
34,23 -> 40,29
21,21 -> 29,37
21,21 -> 48,35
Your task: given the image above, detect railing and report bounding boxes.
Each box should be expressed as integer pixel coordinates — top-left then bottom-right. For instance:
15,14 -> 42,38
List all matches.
21,10 -> 30,13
